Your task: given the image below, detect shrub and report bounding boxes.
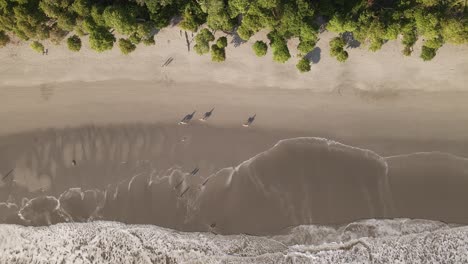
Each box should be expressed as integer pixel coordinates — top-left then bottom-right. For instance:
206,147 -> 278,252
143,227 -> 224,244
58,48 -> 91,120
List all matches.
142,36 -> 155,46
336,50 -> 349,62
89,27 -> 115,52
297,40 -> 316,54
129,33 -> 141,44
67,35 -> 82,52
30,41 -> 44,53
296,58 -> 311,72
420,46 -> 436,61
252,41 -> 267,57
216,36 -> 227,48
194,42 -> 210,55
0,31 -> 10,48
211,44 -> 226,62
118,38 -> 136,55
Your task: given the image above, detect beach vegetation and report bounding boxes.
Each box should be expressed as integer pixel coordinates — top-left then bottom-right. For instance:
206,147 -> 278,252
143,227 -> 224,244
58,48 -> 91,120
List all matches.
216,36 -> 227,48
118,38 -> 136,54
67,35 -> 82,52
89,27 -> 115,52
296,57 -> 311,73
252,41 -> 267,57
0,31 -> 10,47
0,0 -> 465,70
211,44 -> 226,62
30,41 -> 44,53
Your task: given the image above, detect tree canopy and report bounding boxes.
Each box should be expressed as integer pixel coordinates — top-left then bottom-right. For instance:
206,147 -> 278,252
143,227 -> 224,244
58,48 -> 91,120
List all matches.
296,57 -> 311,72
0,0 -> 465,69
67,35 -> 81,52
211,44 -> 226,62
252,41 -> 268,57
118,38 -> 136,54
0,31 -> 9,47
30,41 -> 44,53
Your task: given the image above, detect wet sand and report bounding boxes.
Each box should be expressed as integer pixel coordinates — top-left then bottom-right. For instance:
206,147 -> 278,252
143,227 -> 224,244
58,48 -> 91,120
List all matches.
1,81 -> 468,234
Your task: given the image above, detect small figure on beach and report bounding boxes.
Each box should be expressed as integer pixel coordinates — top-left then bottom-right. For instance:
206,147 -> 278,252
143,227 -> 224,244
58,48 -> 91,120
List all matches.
242,114 -> 256,127
179,111 -> 196,125
199,108 -> 214,121
190,167 -> 199,176
42,48 -> 48,55
1,169 -> 14,182
179,186 -> 190,197
72,160 -> 77,166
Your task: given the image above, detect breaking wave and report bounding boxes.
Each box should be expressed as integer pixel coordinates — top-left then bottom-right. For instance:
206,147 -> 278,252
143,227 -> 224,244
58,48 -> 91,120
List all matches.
0,219 -> 466,264
1,137 -> 467,235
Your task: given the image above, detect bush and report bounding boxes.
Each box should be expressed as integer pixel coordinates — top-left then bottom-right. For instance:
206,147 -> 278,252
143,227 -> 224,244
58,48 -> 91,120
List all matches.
296,58 -> 311,72
402,46 -> 412,56
142,36 -> 155,46
195,29 -> 215,43
89,27 -> 115,52
211,44 -> 226,62
268,33 -> 290,63
194,29 -> 214,55
252,41 -> 268,57
272,43 -> 291,63
329,37 -> 348,62
194,42 -> 210,55
336,50 -> 349,62
67,35 -> 82,52
0,31 -> 10,48
297,40 -> 316,54
118,38 -> 136,55
420,46 -> 436,61
30,41 -> 44,53
129,33 -> 141,44
216,36 -> 227,48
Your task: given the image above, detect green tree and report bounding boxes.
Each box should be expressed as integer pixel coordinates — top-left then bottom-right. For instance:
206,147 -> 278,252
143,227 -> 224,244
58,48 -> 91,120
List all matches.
268,32 -> 290,63
194,28 -> 214,55
216,36 -> 227,48
89,27 -> 115,52
335,50 -> 348,62
0,31 -> 10,47
194,42 -> 210,55
71,0 -> 91,17
142,36 -> 155,46
297,40 -> 315,54
420,46 -> 436,61
252,41 -> 267,57
129,33 -> 141,44
180,3 -> 206,32
103,5 -> 138,35
30,41 -> 44,53
441,19 -> 467,45
211,44 -> 226,62
296,57 -> 311,72
329,37 -> 348,62
67,35 -> 82,52
118,38 -> 136,54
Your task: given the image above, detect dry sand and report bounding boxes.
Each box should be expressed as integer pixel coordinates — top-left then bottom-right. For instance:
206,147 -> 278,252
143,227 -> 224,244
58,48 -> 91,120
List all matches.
0,28 -> 467,91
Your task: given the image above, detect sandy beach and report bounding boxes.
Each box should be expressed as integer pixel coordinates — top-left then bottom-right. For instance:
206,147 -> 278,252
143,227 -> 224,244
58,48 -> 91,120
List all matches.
0,26 -> 468,234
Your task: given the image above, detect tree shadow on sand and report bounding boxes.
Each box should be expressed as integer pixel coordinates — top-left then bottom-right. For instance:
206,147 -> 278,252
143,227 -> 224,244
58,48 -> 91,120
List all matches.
343,32 -> 361,49
230,32 -> 246,48
305,47 -> 321,64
